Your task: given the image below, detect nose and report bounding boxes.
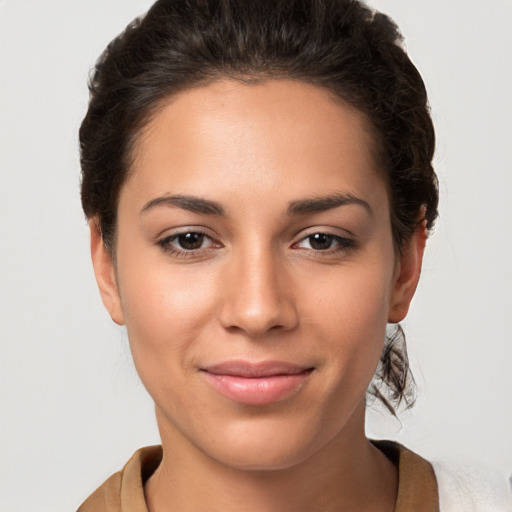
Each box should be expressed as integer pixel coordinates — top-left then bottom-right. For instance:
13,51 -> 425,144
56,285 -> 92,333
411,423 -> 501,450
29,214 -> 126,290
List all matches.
218,246 -> 298,338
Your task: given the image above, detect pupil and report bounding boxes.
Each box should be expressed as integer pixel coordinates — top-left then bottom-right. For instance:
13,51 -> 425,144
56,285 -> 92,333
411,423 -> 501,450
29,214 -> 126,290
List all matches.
178,232 -> 203,250
310,233 -> 332,250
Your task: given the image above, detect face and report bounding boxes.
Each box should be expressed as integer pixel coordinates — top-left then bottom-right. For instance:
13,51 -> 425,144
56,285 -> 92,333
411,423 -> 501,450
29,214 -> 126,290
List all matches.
91,79 -> 423,470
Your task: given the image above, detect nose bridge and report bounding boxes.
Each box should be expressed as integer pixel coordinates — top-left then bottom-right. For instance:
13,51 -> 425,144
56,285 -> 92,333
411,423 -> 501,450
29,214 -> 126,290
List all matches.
219,240 -> 296,336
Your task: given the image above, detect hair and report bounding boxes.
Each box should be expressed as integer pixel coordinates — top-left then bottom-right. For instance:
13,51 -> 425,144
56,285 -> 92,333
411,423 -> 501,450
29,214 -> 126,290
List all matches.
79,0 -> 438,414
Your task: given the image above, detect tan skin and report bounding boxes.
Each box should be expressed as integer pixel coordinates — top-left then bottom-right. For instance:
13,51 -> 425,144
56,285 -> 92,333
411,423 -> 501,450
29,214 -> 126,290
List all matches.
90,80 -> 426,512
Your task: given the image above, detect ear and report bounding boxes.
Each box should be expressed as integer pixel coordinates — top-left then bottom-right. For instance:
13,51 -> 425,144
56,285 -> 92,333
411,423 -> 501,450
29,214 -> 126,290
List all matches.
388,221 -> 427,323
89,219 -> 125,325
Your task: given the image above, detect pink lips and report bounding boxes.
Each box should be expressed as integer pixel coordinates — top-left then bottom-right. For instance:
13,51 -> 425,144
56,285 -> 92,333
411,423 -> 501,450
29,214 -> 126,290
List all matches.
201,361 -> 313,405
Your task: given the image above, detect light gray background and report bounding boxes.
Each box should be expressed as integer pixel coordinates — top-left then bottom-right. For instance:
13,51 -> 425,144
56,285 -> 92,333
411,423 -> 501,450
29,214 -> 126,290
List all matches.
1,1 -> 511,510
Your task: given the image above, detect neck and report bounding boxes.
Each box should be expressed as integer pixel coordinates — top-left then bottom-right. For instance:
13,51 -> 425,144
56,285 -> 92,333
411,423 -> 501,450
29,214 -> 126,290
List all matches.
145,402 -> 397,512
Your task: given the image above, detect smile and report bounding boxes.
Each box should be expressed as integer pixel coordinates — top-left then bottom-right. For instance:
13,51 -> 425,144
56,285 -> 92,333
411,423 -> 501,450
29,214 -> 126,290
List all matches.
200,361 -> 314,406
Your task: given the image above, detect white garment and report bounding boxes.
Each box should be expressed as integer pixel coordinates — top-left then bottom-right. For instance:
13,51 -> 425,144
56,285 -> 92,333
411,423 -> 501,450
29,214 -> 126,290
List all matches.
433,461 -> 512,512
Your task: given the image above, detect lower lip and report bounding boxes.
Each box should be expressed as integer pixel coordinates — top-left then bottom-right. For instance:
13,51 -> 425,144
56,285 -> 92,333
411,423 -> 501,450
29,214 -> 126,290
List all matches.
201,370 -> 313,406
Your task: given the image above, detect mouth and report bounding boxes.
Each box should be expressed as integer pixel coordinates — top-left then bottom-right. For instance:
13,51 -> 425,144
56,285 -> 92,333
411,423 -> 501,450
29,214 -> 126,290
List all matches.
200,360 -> 314,406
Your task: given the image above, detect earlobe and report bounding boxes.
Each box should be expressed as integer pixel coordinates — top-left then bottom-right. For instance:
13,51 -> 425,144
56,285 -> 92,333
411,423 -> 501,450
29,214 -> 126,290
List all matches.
89,219 -> 125,325
388,222 -> 427,323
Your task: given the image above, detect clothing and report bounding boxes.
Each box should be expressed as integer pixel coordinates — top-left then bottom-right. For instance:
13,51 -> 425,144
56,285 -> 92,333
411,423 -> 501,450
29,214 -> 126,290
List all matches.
432,460 -> 512,512
77,441 -> 440,511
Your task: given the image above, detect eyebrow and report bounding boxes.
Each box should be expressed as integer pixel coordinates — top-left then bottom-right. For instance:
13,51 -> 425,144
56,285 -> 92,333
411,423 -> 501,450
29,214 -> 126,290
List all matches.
141,195 -> 225,216
140,192 -> 371,217
287,193 -> 372,216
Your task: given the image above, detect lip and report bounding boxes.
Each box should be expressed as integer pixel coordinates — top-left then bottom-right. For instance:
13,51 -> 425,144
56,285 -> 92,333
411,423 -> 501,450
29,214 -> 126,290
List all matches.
200,360 -> 314,405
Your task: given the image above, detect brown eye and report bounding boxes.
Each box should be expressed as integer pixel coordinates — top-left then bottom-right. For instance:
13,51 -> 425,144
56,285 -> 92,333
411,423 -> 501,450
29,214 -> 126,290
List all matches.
158,231 -> 215,255
308,233 -> 334,250
176,232 -> 205,250
294,232 -> 355,253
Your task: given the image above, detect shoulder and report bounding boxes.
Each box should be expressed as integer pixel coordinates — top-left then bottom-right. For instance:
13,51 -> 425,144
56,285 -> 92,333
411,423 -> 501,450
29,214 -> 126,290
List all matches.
77,472 -> 123,512
373,440 -> 440,511
374,440 -> 512,512
432,460 -> 512,512
76,446 -> 162,512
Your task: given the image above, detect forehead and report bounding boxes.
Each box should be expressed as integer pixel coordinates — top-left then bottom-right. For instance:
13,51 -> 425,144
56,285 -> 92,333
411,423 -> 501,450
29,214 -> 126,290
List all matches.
125,79 -> 386,214
135,79 -> 378,162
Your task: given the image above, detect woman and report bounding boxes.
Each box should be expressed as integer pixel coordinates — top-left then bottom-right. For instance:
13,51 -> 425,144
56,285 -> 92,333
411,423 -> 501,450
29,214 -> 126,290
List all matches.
76,1 -> 509,510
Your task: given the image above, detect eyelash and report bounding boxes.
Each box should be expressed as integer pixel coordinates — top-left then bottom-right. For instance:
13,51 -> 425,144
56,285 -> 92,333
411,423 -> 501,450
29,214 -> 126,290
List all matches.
292,233 -> 356,253
156,231 -> 356,258
157,231 -> 220,258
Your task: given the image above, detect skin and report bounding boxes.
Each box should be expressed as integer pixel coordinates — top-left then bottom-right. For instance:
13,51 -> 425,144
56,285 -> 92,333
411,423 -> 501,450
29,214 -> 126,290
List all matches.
90,79 -> 425,512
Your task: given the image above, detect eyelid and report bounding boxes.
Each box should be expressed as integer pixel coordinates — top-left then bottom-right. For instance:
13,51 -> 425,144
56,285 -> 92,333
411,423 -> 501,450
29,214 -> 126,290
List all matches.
156,226 -> 223,258
294,234 -> 354,248
291,227 -> 357,253
153,224 -> 218,241
292,225 -> 355,243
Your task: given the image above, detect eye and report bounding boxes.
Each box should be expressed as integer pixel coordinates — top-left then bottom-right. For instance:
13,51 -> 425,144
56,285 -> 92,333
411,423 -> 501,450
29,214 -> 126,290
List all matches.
294,232 -> 354,252
173,232 -> 207,250
157,231 -> 219,256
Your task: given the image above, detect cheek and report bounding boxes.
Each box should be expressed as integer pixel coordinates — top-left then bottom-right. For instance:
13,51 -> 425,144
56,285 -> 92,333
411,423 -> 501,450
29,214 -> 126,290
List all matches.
304,258 -> 392,336
301,256 -> 394,385
115,246 -> 220,370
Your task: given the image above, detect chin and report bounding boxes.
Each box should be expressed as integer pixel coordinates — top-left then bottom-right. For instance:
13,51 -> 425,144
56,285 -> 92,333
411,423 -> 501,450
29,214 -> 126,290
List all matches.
195,414 -> 342,472
210,440 -> 315,472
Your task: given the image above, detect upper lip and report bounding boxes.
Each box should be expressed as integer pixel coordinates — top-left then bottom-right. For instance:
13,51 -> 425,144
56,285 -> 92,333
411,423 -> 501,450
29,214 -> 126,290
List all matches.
201,360 -> 313,378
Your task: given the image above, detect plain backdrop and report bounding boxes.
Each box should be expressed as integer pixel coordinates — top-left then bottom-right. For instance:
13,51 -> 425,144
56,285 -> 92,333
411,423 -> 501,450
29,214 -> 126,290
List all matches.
1,1 -> 511,510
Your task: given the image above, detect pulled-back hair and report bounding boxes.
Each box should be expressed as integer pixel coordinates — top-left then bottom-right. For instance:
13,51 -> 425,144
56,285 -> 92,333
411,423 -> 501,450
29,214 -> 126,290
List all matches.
80,0 -> 438,414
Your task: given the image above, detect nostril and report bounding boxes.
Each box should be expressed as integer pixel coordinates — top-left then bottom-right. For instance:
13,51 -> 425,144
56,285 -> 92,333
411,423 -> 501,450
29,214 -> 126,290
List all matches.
220,306 -> 298,338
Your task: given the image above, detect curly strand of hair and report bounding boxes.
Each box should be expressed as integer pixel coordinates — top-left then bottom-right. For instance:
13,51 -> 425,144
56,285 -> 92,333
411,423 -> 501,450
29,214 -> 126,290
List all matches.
366,324 -> 416,417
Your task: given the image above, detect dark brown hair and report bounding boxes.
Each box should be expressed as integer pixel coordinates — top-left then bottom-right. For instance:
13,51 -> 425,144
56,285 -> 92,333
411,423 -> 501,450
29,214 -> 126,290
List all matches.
80,0 -> 438,414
